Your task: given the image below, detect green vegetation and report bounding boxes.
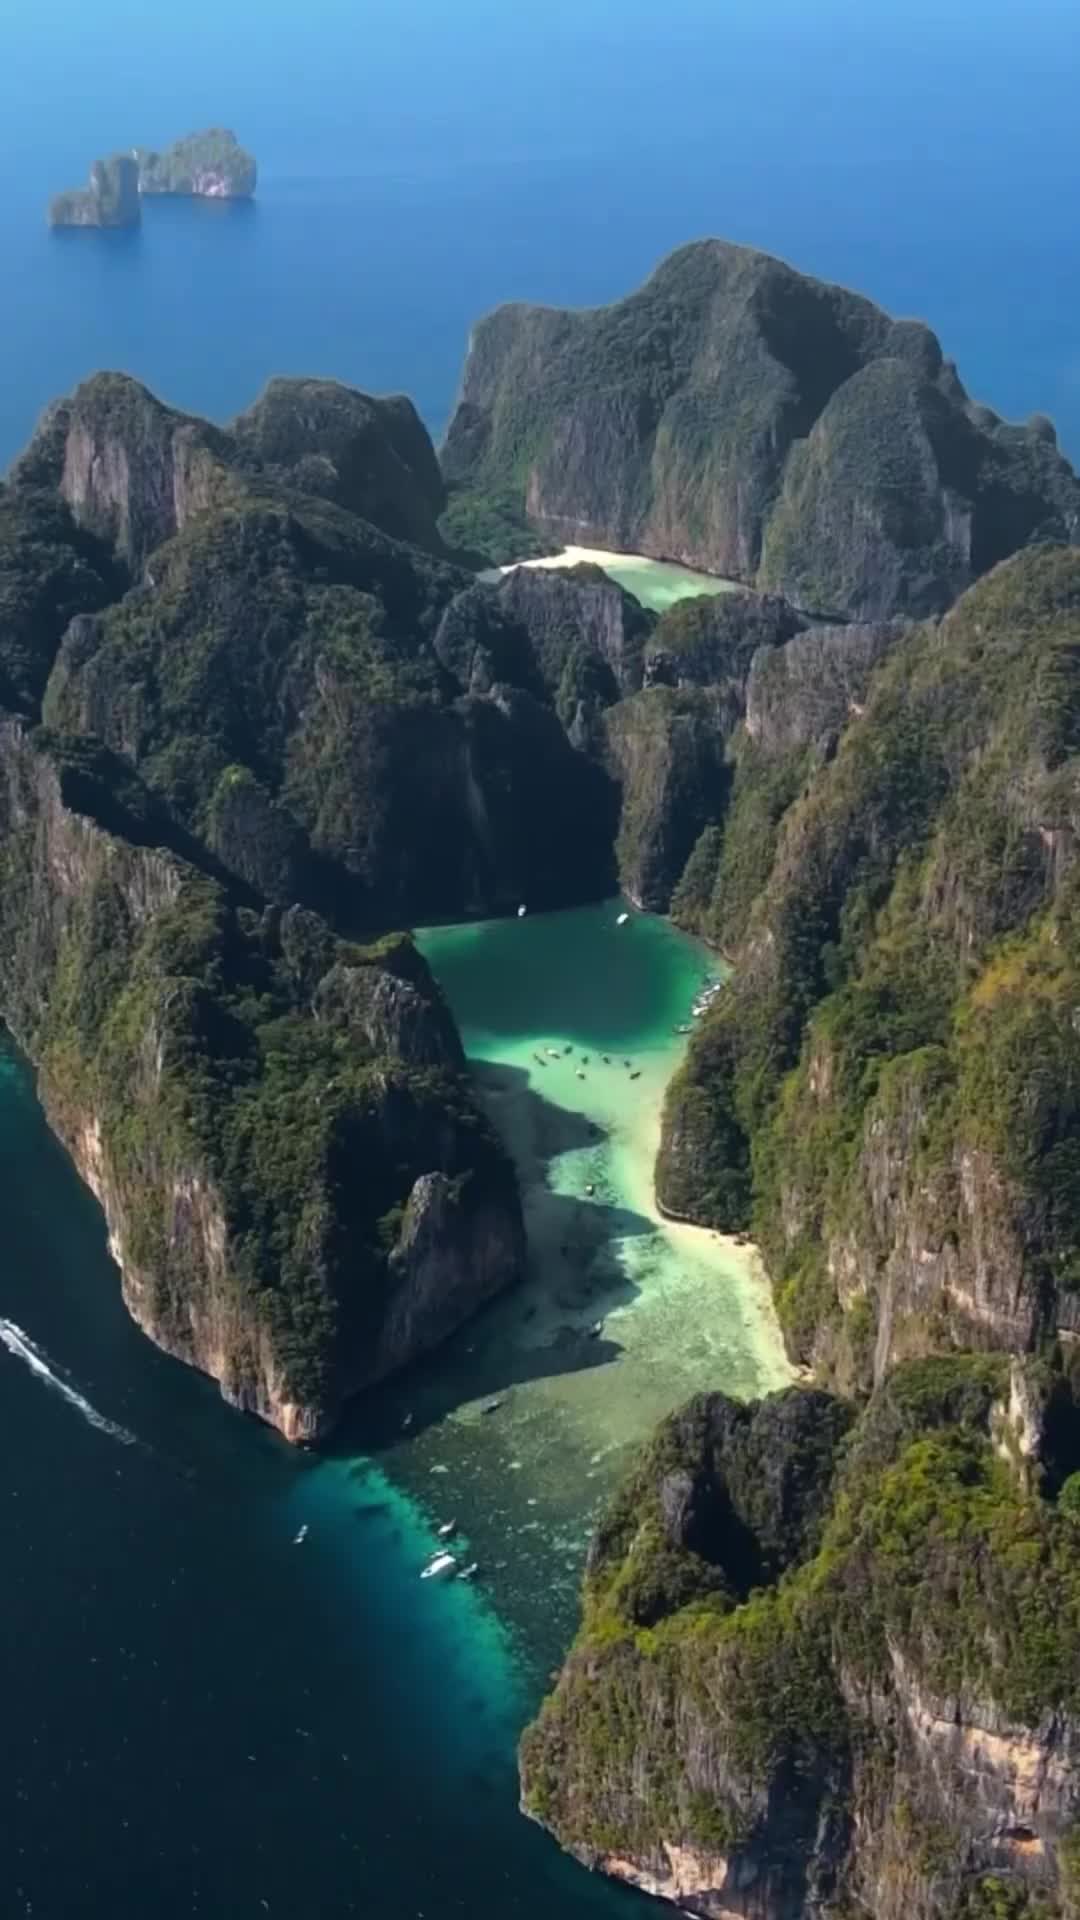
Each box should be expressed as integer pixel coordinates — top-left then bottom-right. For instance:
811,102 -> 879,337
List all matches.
443,239 -> 1080,620
0,487 -> 120,711
0,728 -> 514,1419
31,377 -> 615,927
134,128 -> 256,197
659,545 -> 1080,1381
522,1358 -> 1080,1913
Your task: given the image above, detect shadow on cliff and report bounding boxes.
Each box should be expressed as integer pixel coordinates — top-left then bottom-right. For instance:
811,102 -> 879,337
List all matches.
335,1058 -> 657,1452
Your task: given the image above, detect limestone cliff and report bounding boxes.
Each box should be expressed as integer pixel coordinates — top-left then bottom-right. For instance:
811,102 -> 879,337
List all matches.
48,154 -> 141,229
443,239 -> 1080,618
522,1358 -> 1080,1919
12,373 -> 239,572
133,128 -> 256,198
0,720 -> 522,1439
658,545 -> 1080,1386
230,377 -> 446,553
17,372 -> 615,924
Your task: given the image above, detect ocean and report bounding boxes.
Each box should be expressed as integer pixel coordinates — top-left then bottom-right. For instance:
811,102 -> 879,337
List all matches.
0,897 -> 794,1917
1,1 -> 1077,1910
1,0 -> 1079,470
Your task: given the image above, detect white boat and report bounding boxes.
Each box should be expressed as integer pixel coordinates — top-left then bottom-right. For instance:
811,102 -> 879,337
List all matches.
458,1562 -> 480,1582
616,911 -> 629,925
420,1551 -> 458,1580
437,1519 -> 457,1539
292,1524 -> 309,1545
518,904 -> 527,918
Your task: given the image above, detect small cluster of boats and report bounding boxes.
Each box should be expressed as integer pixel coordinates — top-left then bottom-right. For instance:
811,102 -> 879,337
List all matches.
672,979 -> 723,1035
421,1521 -> 480,1583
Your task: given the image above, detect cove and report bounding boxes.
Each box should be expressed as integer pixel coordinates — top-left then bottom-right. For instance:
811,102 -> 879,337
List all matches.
500,547 -> 739,613
330,901 -> 789,1669
0,905 -> 788,1916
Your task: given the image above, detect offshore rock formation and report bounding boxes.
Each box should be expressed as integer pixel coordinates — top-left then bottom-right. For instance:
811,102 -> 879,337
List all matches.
0,720 -> 522,1440
444,239 -> 1080,619
133,128 -> 256,198
659,545 -> 1080,1388
522,1358 -> 1080,1919
48,154 -> 141,229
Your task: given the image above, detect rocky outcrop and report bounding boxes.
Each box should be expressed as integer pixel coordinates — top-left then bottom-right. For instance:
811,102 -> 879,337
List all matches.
12,374 -> 238,572
0,718 -> 522,1440
604,688 -> 730,911
522,1360 -> 1080,1919
231,377 -> 446,551
743,616 -> 903,759
17,374 -> 616,926
133,128 -> 256,198
658,545 -> 1080,1385
48,154 -> 141,228
443,239 -> 1080,619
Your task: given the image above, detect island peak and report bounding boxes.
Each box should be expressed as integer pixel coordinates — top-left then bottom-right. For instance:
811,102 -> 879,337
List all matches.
133,127 -> 256,199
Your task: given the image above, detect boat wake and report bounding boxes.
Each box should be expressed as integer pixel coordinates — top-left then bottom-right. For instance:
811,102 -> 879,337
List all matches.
0,1318 -> 137,1446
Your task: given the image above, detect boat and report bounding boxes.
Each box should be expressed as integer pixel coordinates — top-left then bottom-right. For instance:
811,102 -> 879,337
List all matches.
616,911 -> 629,925
576,1069 -> 586,1080
437,1519 -> 457,1539
481,1397 -> 503,1415
458,1562 -> 480,1582
585,1183 -> 595,1196
292,1524 -> 309,1545
630,1070 -> 641,1080
517,904 -> 527,918
546,1047 -> 560,1057
402,1411 -> 414,1430
589,1320 -> 604,1339
420,1551 -> 458,1580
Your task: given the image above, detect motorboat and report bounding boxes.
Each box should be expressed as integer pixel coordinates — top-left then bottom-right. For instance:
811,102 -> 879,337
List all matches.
616,911 -> 629,925
292,1524 -> 309,1545
437,1519 -> 457,1539
420,1551 -> 458,1581
458,1563 -> 480,1582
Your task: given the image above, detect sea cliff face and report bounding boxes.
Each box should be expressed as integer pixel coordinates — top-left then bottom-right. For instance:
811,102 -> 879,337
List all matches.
0,719 -> 523,1438
522,1360 -> 1080,1919
443,239 -> 1080,619
657,546 -> 1080,1387
48,154 -> 141,229
133,128 -> 256,198
21,373 -> 617,925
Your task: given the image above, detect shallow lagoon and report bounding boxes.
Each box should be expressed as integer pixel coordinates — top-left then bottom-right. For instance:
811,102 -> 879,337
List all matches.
331,901 -> 790,1664
0,901 -> 788,1914
502,545 -> 740,613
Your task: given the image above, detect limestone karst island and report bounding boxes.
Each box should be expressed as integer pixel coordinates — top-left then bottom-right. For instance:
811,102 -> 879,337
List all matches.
6,231 -> 1080,1920
47,128 -> 256,226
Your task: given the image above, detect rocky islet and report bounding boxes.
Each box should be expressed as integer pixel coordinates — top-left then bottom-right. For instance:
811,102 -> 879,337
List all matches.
48,128 -> 256,227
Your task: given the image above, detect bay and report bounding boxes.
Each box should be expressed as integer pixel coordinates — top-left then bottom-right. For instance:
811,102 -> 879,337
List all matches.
0,899 -> 792,1916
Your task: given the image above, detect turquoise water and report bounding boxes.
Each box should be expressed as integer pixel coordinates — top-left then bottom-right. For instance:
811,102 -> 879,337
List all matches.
3,0 -> 1080,468
0,903 -> 788,1913
0,1034 -> 662,1917
506,549 -> 740,613
326,904 -> 789,1661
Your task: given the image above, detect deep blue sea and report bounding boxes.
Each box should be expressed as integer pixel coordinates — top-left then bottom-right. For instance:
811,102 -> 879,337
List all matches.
2,0 -> 1080,468
2,2 -> 1079,1912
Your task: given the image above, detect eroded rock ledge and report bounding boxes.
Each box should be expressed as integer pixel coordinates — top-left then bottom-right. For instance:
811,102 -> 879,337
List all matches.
522,1357 -> 1080,1918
